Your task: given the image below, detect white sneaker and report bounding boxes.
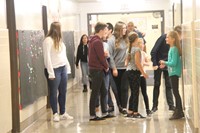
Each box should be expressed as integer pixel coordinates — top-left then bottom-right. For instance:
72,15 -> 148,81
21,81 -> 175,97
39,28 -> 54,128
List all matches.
60,113 -> 74,120
53,113 -> 60,122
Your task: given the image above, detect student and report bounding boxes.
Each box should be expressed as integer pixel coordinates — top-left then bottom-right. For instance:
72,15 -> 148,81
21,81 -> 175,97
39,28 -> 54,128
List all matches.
138,38 -> 151,116
127,21 -> 147,52
43,22 -> 73,122
88,22 -> 110,121
125,32 -> 148,118
75,34 -> 89,92
107,21 -> 129,115
159,30 -> 184,120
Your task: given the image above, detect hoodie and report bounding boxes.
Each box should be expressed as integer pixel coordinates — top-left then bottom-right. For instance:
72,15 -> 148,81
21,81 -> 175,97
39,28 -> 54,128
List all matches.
151,34 -> 170,68
88,35 -> 108,71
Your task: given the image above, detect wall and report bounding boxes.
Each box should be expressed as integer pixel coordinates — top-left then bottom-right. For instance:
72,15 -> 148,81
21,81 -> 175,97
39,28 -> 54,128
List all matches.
78,0 -> 171,35
14,0 -> 79,130
181,0 -> 199,130
0,0 -> 12,133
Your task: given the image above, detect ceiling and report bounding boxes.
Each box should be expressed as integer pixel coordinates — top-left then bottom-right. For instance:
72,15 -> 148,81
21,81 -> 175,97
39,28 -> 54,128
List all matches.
75,0 -> 98,2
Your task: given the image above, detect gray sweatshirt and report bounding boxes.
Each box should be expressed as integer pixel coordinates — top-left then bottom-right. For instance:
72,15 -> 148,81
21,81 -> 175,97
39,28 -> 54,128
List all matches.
107,35 -> 128,69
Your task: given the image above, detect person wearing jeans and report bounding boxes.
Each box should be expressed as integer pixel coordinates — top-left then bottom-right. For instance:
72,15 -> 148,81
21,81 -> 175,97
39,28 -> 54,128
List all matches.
76,34 -> 89,92
43,22 -> 73,122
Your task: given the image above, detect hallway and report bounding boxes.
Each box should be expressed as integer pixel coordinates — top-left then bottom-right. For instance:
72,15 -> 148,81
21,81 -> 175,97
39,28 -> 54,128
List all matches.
22,83 -> 196,133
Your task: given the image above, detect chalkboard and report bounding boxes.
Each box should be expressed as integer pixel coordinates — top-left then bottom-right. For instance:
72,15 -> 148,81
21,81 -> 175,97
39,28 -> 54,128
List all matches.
17,30 -> 48,108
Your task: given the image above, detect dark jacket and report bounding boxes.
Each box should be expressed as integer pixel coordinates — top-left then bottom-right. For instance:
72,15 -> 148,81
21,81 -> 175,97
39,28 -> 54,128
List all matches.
88,35 -> 108,71
151,34 -> 169,67
75,44 -> 88,66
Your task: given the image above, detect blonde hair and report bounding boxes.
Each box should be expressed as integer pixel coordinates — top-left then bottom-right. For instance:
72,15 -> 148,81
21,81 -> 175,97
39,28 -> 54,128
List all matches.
168,31 -> 182,56
47,22 -> 62,51
113,21 -> 129,48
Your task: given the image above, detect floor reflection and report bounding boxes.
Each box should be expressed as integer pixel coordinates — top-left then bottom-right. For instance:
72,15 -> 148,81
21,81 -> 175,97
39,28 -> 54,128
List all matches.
22,83 -> 196,133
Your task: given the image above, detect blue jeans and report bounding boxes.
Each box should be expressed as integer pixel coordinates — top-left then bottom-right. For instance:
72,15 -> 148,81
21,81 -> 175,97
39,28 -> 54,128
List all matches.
45,66 -> 68,115
80,62 -> 89,85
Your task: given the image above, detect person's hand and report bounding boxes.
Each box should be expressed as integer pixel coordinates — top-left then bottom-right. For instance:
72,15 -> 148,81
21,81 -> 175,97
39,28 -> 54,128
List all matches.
159,64 -> 165,69
104,50 -> 109,57
105,68 -> 109,72
143,73 -> 149,79
153,66 -> 158,70
112,68 -> 118,77
159,60 -> 165,65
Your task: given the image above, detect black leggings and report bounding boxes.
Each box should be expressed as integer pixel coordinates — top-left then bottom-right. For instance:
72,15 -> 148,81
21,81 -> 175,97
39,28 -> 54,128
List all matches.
140,76 -> 150,110
170,75 -> 183,111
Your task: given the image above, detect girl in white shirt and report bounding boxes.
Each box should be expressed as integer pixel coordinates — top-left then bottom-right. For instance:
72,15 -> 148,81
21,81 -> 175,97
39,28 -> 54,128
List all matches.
43,22 -> 73,122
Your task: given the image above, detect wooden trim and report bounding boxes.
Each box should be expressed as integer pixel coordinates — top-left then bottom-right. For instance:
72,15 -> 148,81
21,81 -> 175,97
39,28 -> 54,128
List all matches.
6,0 -> 20,132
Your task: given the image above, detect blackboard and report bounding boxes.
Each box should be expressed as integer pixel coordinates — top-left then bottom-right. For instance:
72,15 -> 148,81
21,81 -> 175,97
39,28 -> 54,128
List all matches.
17,30 -> 48,108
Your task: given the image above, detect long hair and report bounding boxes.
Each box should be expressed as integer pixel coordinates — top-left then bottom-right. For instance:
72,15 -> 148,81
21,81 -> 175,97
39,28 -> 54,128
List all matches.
79,34 -> 88,46
128,32 -> 139,53
113,21 -> 129,48
168,31 -> 182,56
46,22 -> 62,51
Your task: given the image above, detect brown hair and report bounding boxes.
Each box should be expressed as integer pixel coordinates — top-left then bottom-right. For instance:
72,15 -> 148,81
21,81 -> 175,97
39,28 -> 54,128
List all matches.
113,21 -> 129,48
168,31 -> 182,56
94,22 -> 107,34
46,22 -> 62,51
128,32 -> 139,53
174,25 -> 182,35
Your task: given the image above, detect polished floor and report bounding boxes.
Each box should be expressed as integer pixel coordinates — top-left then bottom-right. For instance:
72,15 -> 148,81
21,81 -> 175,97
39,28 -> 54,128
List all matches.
22,82 -> 197,133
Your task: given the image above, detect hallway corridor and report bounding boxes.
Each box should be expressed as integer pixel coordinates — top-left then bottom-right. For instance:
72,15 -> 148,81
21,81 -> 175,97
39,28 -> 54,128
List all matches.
22,83 -> 196,133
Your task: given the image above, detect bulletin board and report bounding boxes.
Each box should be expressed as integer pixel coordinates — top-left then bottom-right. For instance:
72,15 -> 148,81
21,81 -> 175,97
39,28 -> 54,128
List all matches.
62,31 -> 75,79
17,30 -> 48,108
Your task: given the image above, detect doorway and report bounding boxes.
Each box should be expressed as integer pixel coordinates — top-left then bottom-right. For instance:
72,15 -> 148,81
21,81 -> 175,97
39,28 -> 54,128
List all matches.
87,10 -> 164,55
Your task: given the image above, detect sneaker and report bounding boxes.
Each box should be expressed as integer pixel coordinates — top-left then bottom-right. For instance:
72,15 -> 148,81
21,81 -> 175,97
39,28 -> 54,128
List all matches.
60,113 -> 74,120
151,107 -> 158,113
53,113 -> 60,122
119,108 -> 127,116
89,116 -> 105,121
102,113 -> 115,119
169,111 -> 184,120
133,113 -> 146,119
83,85 -> 88,92
146,110 -> 151,117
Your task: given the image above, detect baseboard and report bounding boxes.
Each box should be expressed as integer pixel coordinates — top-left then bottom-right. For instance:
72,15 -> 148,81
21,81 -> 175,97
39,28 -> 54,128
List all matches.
20,106 -> 46,132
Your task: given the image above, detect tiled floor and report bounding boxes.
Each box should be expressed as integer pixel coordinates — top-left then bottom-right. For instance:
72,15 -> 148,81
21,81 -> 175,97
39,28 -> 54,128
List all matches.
22,83 -> 197,133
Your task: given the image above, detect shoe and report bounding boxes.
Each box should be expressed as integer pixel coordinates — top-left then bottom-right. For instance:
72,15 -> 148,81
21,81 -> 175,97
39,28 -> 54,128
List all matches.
102,113 -> 115,119
89,116 -> 105,121
169,111 -> 184,120
60,113 -> 74,120
83,85 -> 88,92
169,106 -> 176,111
133,113 -> 146,119
53,113 -> 60,122
126,113 -> 134,118
146,110 -> 151,117
119,108 -> 127,116
151,107 -> 158,113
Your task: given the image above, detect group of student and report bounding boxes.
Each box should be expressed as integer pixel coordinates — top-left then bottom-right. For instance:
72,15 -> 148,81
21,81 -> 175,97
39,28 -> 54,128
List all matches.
42,20 -> 184,122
